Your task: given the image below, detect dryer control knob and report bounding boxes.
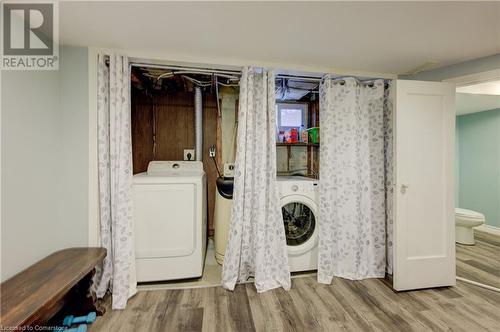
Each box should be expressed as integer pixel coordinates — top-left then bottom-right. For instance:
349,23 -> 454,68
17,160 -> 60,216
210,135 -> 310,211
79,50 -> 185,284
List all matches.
291,185 -> 299,192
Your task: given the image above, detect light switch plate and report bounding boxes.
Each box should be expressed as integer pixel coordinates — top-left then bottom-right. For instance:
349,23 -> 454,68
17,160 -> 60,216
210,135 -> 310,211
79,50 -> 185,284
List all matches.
184,149 -> 195,161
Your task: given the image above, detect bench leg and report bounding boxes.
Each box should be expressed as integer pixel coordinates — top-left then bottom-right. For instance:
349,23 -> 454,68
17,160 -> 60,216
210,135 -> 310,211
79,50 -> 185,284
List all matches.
66,269 -> 106,316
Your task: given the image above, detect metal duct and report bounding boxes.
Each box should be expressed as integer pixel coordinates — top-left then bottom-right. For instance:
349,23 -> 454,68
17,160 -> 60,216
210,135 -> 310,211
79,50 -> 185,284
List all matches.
276,79 -> 319,101
194,87 -> 203,161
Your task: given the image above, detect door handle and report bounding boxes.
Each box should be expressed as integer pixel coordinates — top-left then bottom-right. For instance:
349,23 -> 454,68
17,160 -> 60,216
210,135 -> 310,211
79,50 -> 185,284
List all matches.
401,184 -> 409,194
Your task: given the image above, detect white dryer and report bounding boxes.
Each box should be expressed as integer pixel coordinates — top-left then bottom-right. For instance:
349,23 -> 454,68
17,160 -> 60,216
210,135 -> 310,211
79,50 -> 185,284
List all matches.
133,161 -> 207,282
277,176 -> 319,272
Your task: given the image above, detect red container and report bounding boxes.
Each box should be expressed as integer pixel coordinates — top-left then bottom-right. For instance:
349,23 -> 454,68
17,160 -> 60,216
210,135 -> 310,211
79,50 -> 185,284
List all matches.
290,128 -> 299,143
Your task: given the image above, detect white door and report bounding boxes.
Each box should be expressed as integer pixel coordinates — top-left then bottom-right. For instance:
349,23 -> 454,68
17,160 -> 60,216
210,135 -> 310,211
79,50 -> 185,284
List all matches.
393,80 -> 456,291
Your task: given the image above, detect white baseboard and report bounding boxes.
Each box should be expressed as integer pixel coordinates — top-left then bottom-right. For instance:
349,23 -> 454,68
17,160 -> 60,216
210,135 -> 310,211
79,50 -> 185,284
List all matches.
474,224 -> 500,236
456,277 -> 500,293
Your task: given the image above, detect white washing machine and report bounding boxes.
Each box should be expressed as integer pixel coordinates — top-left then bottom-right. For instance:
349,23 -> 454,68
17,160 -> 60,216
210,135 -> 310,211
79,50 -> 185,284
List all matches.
277,176 -> 319,272
133,161 -> 207,282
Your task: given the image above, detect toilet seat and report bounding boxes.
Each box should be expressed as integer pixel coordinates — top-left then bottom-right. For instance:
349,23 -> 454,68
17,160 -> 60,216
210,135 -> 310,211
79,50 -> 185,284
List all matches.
455,208 -> 484,220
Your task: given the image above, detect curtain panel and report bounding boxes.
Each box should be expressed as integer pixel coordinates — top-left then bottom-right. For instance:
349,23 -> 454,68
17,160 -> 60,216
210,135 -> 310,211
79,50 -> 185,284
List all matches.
221,67 -> 291,292
318,77 -> 393,283
92,54 -> 137,309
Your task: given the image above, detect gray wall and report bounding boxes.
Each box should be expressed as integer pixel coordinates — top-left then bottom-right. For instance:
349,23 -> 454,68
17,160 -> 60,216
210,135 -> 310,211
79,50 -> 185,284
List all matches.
59,46 -> 90,249
456,108 -> 500,228
1,46 -> 89,281
402,53 -> 500,81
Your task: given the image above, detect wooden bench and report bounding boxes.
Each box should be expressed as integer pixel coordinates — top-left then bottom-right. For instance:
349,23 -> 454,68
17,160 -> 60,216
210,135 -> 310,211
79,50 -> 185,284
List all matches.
0,248 -> 106,329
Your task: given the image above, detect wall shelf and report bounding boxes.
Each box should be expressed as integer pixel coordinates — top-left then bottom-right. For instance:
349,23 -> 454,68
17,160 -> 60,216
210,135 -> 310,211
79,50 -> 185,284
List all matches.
276,142 -> 319,147
276,141 -> 319,179
275,98 -> 320,178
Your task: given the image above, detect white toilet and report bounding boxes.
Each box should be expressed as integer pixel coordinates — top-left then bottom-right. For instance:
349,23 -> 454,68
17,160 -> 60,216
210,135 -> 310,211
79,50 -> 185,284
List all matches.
455,208 -> 485,245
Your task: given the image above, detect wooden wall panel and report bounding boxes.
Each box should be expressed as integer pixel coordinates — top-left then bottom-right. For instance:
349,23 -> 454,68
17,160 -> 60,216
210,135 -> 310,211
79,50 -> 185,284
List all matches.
131,88 -> 219,236
309,98 -> 319,127
154,92 -> 195,161
131,89 -> 153,174
309,99 -> 320,178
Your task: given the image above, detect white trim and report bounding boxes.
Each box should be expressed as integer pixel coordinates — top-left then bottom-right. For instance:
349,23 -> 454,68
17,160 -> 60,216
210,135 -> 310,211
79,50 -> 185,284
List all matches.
88,47 -> 100,247
474,224 -> 500,236
124,49 -> 397,81
443,69 -> 500,87
84,47 -> 397,80
456,277 -> 500,293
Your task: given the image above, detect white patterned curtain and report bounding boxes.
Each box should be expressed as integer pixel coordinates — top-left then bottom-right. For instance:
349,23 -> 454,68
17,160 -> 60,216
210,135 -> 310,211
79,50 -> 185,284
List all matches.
221,67 -> 291,292
384,84 -> 394,275
92,54 -> 137,309
318,77 -> 392,283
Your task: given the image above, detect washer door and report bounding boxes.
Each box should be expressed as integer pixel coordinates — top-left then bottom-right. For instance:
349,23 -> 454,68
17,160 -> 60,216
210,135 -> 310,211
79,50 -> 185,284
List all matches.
280,195 -> 318,256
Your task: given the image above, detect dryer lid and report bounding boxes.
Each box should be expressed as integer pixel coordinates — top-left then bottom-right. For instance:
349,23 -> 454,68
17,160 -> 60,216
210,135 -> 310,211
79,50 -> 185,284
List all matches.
147,161 -> 204,174
133,161 -> 205,184
147,161 -> 204,177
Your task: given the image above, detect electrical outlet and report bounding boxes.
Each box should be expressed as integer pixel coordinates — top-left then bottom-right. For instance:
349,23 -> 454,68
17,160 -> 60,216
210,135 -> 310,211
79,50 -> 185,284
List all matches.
209,145 -> 216,158
224,163 -> 235,177
184,149 -> 195,161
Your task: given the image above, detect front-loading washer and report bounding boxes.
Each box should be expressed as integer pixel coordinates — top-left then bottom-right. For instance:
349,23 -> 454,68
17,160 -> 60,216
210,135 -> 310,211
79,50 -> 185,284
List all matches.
277,176 -> 319,272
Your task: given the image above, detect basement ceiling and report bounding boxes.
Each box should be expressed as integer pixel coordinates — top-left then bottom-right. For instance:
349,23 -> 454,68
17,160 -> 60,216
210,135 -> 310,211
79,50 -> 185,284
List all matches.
59,2 -> 500,75
131,66 -> 317,101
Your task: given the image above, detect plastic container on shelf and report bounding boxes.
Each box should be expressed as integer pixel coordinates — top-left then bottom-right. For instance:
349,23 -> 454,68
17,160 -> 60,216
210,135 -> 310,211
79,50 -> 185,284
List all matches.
307,127 -> 320,144
290,128 -> 299,143
300,125 -> 308,143
278,130 -> 285,143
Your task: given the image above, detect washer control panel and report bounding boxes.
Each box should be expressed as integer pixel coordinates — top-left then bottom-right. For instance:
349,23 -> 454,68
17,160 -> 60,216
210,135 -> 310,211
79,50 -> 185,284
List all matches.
277,176 -> 319,196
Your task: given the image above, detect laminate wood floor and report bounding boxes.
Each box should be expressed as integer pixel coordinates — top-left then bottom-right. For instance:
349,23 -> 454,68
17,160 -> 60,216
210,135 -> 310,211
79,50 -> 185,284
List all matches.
456,230 -> 500,288
90,276 -> 500,332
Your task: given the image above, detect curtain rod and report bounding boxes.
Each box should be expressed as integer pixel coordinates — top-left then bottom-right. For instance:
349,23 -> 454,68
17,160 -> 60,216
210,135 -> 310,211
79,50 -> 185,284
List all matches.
130,62 -> 325,82
327,76 -> 391,86
130,62 -> 242,77
276,74 -> 321,82
128,62 -> 389,85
